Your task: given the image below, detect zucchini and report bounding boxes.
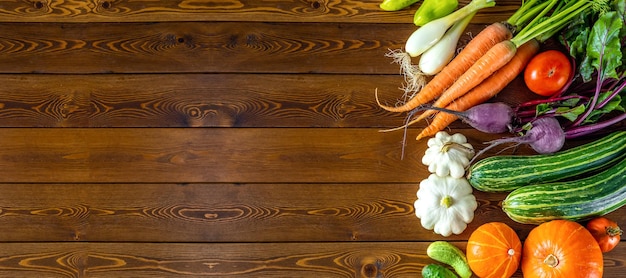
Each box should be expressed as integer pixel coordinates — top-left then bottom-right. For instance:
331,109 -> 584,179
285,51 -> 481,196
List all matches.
422,264 -> 459,278
467,131 -> 626,192
426,241 -> 472,278
502,156 -> 626,224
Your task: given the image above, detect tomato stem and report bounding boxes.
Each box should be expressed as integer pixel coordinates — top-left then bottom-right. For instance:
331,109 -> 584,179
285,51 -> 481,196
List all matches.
606,226 -> 623,237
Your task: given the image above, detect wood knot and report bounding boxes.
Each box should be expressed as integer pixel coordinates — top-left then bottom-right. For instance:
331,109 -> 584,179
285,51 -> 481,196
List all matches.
101,1 -> 112,9
34,1 -> 45,9
307,0 -> 326,11
361,263 -> 378,277
351,231 -> 359,241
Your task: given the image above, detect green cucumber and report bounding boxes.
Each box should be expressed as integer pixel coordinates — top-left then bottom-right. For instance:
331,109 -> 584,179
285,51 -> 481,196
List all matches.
502,156 -> 626,224
422,264 -> 459,278
467,131 -> 626,192
426,241 -> 472,278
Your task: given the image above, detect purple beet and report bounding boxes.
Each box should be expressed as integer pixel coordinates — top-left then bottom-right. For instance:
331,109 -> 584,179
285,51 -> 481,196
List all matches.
424,102 -> 514,134
470,116 -> 566,164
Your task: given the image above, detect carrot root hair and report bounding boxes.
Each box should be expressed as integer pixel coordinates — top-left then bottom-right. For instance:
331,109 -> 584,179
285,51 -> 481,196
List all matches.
385,49 -> 427,96
377,22 -> 513,114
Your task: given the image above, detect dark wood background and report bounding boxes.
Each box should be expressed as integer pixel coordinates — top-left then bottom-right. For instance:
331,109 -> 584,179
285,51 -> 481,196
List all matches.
0,0 -> 623,277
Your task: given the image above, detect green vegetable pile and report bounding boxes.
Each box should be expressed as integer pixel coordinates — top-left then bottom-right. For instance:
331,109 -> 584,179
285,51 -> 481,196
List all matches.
514,0 -> 626,139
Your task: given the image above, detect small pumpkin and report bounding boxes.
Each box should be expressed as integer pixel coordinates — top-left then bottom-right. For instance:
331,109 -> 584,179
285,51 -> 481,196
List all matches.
466,222 -> 521,278
522,219 -> 603,278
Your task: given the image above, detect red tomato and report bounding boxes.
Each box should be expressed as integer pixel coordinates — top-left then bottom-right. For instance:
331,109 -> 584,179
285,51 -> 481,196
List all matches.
524,50 -> 572,96
586,217 -> 623,253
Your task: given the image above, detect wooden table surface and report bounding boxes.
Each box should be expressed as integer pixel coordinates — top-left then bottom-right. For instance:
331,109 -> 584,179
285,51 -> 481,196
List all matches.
0,0 -> 623,277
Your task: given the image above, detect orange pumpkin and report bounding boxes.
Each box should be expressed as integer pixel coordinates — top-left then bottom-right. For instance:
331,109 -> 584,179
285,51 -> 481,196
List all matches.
466,222 -> 522,278
522,219 -> 603,278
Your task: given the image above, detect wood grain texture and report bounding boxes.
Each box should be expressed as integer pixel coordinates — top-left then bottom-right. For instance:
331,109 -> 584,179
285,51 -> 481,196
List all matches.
0,0 -> 624,276
0,21 -> 408,74
0,73 -> 541,128
0,127 -> 600,184
0,183 -> 623,243
0,242 -> 622,277
0,127 -> 539,183
0,0 -> 521,23
0,21 -> 516,74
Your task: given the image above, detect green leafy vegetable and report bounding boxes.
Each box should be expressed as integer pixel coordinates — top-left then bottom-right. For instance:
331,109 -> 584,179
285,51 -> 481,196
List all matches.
515,0 -> 626,139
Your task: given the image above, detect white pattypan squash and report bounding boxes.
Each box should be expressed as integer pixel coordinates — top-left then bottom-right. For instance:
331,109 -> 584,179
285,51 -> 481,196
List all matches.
414,174 -> 477,237
422,131 -> 474,178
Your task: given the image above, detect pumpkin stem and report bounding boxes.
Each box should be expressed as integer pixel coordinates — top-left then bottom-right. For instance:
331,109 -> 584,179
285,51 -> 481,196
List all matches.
606,226 -> 623,237
441,142 -> 474,155
543,254 -> 559,268
441,196 -> 453,208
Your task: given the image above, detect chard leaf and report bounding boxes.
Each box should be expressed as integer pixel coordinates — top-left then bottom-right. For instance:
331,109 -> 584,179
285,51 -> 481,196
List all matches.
585,11 -> 623,81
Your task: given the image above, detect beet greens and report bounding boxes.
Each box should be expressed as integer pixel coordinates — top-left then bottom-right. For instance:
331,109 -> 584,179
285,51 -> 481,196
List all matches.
514,1 -> 626,139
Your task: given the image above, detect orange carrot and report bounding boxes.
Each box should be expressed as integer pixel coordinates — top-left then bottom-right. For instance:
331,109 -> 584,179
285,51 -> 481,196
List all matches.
413,39 -> 519,123
376,22 -> 512,113
415,39 -> 540,140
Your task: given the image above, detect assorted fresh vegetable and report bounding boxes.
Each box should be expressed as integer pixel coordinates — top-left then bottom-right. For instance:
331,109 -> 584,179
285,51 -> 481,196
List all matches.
586,216 -> 623,253
378,20 -> 511,112
380,0 -> 624,154
378,0 -> 625,275
515,3 -> 626,140
379,0 -> 498,97
415,40 -> 539,140
522,220 -> 604,278
427,241 -> 472,278
468,130 -> 626,192
502,156 -> 626,224
466,222 -> 521,278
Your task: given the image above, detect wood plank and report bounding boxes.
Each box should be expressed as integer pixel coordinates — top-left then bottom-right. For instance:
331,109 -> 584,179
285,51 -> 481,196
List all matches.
0,183 -> 623,243
0,242 -> 622,277
0,127 -> 570,184
0,73 -> 407,128
0,73 -> 539,128
0,0 -> 521,23
0,21 -> 514,74
0,21 -> 407,74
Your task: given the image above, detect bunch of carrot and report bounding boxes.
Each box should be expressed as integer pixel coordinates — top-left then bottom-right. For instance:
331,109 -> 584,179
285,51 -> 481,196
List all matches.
378,0 -> 605,140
